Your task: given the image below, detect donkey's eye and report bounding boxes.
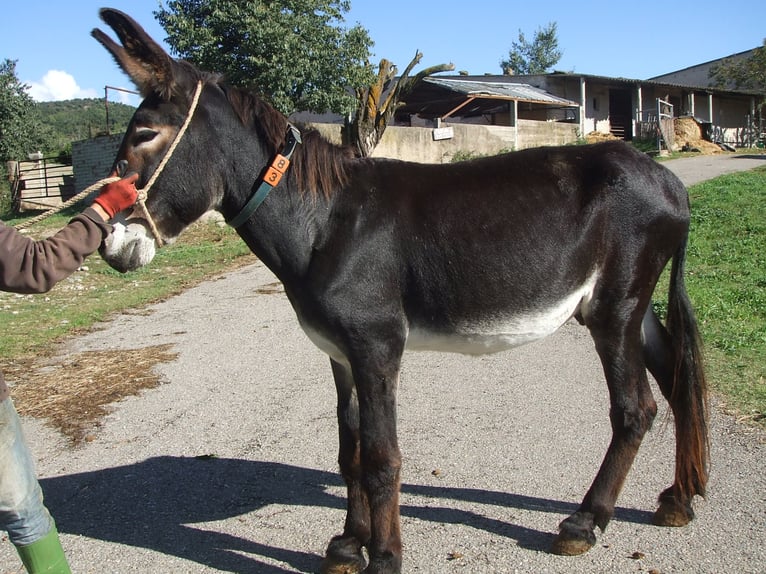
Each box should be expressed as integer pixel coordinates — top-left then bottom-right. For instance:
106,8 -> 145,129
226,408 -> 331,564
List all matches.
133,127 -> 158,145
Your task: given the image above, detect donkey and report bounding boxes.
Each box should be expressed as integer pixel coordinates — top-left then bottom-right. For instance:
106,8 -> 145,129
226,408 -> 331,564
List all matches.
92,9 -> 708,573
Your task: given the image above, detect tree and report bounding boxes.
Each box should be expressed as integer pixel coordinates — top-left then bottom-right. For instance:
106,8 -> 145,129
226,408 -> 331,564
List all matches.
710,39 -> 766,109
343,52 -> 454,157
156,0 -> 375,115
500,22 -> 562,75
0,59 -> 52,163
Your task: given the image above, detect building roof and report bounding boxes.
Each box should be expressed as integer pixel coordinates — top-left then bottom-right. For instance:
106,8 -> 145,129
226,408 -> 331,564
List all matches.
648,48 -> 758,82
515,71 -> 763,96
397,77 -> 578,119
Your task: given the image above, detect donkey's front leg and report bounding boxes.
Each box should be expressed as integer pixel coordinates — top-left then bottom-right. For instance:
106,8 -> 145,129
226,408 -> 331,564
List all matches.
325,329 -> 404,573
322,360 -> 370,574
356,361 -> 403,574
322,352 -> 403,574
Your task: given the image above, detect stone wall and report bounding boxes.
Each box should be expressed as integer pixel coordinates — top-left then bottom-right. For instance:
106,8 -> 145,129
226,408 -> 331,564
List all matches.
71,133 -> 124,194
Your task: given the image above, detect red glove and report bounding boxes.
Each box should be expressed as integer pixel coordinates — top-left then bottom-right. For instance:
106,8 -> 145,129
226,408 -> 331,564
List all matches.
94,173 -> 139,217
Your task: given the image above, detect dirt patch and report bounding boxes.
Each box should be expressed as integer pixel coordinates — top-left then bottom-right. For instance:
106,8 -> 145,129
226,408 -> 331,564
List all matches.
4,344 -> 178,444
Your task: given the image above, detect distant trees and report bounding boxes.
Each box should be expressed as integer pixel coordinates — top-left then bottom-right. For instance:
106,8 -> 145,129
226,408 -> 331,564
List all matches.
0,58 -> 136,211
710,39 -> 766,109
0,59 -> 52,163
0,59 -> 54,211
37,99 -> 135,152
500,22 -> 562,75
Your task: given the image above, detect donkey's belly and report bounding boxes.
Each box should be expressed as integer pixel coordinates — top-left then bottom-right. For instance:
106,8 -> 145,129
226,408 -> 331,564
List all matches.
300,273 -> 598,362
406,273 -> 598,355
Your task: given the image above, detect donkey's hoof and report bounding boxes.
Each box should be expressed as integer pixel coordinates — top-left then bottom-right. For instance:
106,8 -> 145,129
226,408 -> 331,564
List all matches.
320,536 -> 366,574
652,508 -> 691,527
550,522 -> 596,555
320,559 -> 364,574
550,533 -> 595,556
652,488 -> 694,527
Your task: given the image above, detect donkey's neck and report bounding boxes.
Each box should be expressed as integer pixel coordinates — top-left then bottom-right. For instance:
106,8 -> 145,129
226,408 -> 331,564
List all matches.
231,173 -> 332,285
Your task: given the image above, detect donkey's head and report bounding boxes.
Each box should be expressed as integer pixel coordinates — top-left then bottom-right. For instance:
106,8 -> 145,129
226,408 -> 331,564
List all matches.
92,8 -> 233,272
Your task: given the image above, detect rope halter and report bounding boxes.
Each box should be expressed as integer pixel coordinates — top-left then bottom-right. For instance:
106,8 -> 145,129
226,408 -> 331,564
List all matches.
129,80 -> 205,247
13,81 -> 204,240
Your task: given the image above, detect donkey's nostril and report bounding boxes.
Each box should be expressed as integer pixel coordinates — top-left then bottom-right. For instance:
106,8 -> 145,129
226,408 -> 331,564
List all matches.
116,159 -> 129,177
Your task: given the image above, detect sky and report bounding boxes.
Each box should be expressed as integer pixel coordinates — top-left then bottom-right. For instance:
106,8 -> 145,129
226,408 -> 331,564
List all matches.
1,1 -> 763,107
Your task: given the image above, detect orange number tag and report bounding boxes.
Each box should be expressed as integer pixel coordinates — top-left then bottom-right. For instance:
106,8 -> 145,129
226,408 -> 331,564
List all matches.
264,154 -> 290,186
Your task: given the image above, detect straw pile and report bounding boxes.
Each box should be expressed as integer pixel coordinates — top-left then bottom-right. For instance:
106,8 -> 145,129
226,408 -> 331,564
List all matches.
5,344 -> 178,443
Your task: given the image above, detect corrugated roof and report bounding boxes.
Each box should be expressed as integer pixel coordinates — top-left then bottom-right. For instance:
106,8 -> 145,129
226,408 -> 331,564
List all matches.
423,77 -> 579,106
513,71 -> 763,96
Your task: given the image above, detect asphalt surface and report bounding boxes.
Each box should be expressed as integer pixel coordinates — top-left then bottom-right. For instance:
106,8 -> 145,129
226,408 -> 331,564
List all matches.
2,152 -> 765,573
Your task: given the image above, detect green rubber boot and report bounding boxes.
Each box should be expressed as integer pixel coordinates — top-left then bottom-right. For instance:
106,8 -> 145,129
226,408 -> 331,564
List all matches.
14,526 -> 72,574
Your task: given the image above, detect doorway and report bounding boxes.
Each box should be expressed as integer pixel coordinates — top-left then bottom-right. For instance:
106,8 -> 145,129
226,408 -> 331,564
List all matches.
609,89 -> 633,140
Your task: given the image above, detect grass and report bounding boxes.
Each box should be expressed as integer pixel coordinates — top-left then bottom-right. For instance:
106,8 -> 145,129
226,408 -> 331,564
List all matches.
0,209 -> 254,359
683,167 -> 766,422
1,166 -> 765,427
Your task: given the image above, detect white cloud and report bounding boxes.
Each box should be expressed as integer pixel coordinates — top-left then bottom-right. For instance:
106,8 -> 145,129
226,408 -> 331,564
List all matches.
26,70 -> 99,101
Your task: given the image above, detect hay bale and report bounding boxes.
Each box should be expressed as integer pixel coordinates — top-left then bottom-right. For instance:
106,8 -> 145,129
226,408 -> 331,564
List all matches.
674,117 -> 722,154
675,117 -> 702,143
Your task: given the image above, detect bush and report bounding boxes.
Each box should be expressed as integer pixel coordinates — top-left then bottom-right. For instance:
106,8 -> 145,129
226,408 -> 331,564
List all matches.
0,165 -> 11,217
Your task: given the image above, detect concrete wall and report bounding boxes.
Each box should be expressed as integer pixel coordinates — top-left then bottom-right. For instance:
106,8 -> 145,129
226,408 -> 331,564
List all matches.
313,121 -> 578,163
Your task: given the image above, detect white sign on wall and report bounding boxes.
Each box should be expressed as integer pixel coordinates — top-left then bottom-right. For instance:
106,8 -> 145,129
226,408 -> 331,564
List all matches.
432,126 -> 454,141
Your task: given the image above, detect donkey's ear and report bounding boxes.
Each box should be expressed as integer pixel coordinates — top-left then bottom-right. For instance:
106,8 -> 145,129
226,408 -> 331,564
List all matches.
91,8 -> 175,100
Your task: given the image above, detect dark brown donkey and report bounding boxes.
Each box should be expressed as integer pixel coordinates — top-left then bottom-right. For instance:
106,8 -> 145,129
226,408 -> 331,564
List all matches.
92,8 -> 708,573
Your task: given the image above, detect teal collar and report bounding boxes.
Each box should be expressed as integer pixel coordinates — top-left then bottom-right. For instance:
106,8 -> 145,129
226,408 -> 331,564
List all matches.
227,124 -> 302,229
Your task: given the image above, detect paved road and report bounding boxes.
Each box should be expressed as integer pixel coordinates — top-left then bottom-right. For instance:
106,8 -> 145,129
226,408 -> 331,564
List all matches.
662,151 -> 765,186
2,153 -> 765,573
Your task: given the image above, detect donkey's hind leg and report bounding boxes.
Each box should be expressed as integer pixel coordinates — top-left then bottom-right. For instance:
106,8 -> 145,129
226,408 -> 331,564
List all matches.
641,307 -> 700,527
552,306 -> 657,555
321,359 -> 369,574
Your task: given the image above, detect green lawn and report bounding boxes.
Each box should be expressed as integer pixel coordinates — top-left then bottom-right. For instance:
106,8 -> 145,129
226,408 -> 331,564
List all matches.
0,213 -> 254,358
684,167 -> 766,422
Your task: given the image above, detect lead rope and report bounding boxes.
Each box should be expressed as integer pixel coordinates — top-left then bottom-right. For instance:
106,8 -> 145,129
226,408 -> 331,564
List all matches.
14,176 -> 121,231
14,81 -> 204,246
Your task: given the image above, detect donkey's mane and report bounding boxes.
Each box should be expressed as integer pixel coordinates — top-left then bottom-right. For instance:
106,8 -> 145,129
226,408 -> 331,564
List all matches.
219,80 -> 354,198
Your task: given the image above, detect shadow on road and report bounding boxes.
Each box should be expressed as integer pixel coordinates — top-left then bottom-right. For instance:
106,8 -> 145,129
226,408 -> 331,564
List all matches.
732,154 -> 766,161
41,456 -> 654,572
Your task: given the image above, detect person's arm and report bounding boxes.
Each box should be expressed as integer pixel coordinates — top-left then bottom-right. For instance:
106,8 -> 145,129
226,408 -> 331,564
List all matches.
0,174 -> 138,294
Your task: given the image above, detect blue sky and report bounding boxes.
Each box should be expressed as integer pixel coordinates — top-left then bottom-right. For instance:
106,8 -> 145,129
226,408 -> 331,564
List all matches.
1,1 -> 763,107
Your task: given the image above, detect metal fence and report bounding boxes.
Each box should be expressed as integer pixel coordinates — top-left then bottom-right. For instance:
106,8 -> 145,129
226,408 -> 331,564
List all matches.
637,99 -> 674,153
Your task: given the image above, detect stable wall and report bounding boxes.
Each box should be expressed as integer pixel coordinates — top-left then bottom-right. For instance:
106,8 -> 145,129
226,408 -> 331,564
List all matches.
313,121 -> 579,163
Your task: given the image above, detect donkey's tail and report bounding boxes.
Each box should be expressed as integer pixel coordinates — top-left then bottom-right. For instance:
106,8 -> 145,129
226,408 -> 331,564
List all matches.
665,237 -> 709,501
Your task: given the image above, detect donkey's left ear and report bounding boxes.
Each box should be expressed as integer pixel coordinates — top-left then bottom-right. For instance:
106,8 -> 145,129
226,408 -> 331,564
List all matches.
91,8 -> 175,100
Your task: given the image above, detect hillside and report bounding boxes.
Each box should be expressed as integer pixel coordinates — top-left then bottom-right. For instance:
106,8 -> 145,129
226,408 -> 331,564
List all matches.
37,98 -> 135,154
